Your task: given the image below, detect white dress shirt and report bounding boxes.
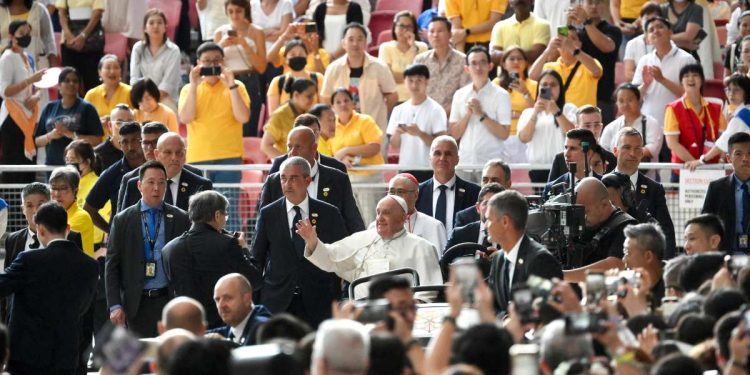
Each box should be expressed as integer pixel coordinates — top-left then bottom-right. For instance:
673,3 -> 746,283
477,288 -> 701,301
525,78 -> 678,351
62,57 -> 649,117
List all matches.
504,236 -> 523,288
614,168 -> 639,191
230,309 -> 253,344
366,211 -> 447,257
286,196 -> 310,237
308,162 -> 319,200
168,171 -> 181,205
24,228 -> 38,251
432,175 -> 457,232
600,114 -> 663,163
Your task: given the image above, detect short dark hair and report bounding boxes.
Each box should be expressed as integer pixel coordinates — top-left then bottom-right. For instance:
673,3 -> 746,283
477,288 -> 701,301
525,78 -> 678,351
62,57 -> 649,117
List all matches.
131,78 -> 161,110
478,183 -> 505,202
566,128 -> 597,147
308,104 -> 332,119
343,22 -> 368,39
403,64 -> 430,79
283,38 -> 308,56
576,105 -> 601,117
729,132 -> 750,152
196,41 -> 224,58
119,122 -> 142,137
703,288 -> 746,321
58,66 -> 80,85
256,314 -> 312,344
640,1 -> 662,16
33,202 -> 68,235
614,82 -> 641,102
142,121 -> 169,136
537,70 -> 566,111
428,16 -> 451,31
715,311 -> 741,360
725,73 -> 750,105
675,313 -> 715,345
684,214 -> 725,241
488,190 -> 528,230
188,191 -> 228,223
294,113 -> 321,129
224,0 -> 251,21
452,324 -> 513,375
166,339 -> 231,375
391,11 -> 418,40
22,182 -> 50,201
368,332 -> 408,375
465,45 -> 491,65
368,276 -> 412,299
651,354 -> 703,375
331,88 -> 354,103
626,314 -> 668,336
679,64 -> 705,92
644,16 -> 672,32
139,160 -> 167,181
679,252 -> 725,293
283,77 -> 316,95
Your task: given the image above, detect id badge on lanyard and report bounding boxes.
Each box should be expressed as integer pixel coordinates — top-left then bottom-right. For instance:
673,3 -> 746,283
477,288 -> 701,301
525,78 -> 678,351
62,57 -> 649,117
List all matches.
142,212 -> 162,279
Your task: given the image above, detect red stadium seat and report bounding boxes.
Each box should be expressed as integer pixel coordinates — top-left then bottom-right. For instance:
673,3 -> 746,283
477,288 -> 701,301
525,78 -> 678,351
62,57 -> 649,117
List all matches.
239,169 -> 264,232
375,0 -> 421,15
148,0 -> 181,41
368,10 -> 397,46
704,79 -> 727,101
376,29 -> 393,46
614,61 -> 625,87
510,168 -> 534,196
714,62 -> 724,79
717,26 -> 727,48
243,137 -> 269,165
367,45 -> 380,57
104,32 -> 128,61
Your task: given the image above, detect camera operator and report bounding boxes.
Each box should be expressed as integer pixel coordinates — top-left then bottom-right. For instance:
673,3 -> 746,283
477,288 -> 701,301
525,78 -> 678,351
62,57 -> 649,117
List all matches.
543,128 -> 599,201
564,177 -> 637,282
612,126 -> 676,259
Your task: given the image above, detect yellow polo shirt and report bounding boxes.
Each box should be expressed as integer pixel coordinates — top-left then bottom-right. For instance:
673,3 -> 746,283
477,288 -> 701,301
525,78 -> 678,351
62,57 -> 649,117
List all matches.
84,82 -> 132,139
267,72 -> 321,108
446,0 -> 506,43
621,0 -> 648,20
264,103 -> 300,154
318,136 -> 333,156
543,57 -> 601,108
134,103 -> 179,133
330,112 -> 384,175
489,14 -> 550,51
77,172 -> 109,245
491,77 -> 537,135
67,203 -> 95,257
276,46 -> 331,74
378,41 -> 429,101
179,80 -> 250,163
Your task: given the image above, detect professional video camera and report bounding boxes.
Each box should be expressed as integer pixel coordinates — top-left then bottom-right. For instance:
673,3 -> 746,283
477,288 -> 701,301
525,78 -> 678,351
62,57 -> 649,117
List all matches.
526,163 -> 586,269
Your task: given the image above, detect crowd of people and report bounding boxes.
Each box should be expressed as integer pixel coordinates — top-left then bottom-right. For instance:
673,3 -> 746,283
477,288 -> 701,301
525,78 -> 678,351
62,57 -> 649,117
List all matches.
2,0 -> 750,374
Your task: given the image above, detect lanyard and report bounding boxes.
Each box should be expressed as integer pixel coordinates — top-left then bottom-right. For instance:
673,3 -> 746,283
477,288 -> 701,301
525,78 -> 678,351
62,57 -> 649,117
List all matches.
141,210 -> 162,261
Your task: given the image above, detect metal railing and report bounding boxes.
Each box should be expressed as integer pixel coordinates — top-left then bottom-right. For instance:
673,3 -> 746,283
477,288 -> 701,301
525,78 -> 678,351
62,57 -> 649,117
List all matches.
0,163 -> 732,247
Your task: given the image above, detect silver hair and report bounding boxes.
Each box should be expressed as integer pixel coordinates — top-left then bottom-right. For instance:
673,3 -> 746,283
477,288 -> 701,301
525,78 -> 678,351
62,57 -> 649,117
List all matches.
664,254 -> 690,290
488,190 -> 528,230
624,222 -> 666,261
540,319 -> 594,370
313,319 -> 369,373
188,190 -> 229,223
483,158 -> 511,182
280,156 -> 311,177
49,166 -> 80,191
430,134 -> 458,153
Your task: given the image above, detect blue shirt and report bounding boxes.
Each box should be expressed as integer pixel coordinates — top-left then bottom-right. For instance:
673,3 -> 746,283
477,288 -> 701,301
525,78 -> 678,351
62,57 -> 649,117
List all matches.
85,157 -> 134,223
139,200 -> 168,290
34,98 -> 103,165
734,174 -> 750,249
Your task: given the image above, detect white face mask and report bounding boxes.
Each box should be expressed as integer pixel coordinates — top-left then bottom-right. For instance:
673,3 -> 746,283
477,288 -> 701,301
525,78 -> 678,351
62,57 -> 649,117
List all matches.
673,0 -> 687,4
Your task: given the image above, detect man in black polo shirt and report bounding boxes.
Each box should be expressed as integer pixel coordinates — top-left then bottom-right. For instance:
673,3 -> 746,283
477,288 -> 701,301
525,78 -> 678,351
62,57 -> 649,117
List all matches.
84,122 -> 145,233
94,104 -> 133,171
569,0 -> 622,123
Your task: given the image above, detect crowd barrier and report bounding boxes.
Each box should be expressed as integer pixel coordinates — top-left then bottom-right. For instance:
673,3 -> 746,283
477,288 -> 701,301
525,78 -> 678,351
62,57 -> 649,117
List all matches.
0,163 -> 733,249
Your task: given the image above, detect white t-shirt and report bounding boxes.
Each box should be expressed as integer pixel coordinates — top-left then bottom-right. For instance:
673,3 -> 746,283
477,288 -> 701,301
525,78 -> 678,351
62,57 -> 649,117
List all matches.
632,46 -> 696,126
214,24 -> 258,72
533,0 -> 569,38
716,104 -> 750,152
386,97 -> 447,168
623,35 -> 653,65
323,14 -> 347,54
517,103 -> 578,164
250,0 -> 294,51
197,0 -> 229,41
729,7 -> 742,44
600,114 -> 663,162
449,80 -> 512,165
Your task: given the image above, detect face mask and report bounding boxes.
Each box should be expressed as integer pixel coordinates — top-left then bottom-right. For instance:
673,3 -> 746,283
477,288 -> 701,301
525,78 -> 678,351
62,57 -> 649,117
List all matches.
673,0 -> 687,3
288,56 -> 307,72
66,163 -> 80,174
16,35 -> 31,48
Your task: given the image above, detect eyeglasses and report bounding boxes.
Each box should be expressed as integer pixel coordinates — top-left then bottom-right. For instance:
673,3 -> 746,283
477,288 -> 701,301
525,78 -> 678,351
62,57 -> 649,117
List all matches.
50,185 -> 71,192
141,139 -> 158,148
395,23 -> 412,30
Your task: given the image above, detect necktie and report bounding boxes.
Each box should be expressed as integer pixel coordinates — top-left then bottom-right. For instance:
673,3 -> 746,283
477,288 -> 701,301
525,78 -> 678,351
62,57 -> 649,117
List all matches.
165,179 -> 174,205
291,206 -> 304,257
148,208 -> 157,242
743,184 -> 750,236
503,256 -> 512,299
481,229 -> 491,248
227,330 -> 236,343
29,233 -> 40,249
435,185 -> 448,226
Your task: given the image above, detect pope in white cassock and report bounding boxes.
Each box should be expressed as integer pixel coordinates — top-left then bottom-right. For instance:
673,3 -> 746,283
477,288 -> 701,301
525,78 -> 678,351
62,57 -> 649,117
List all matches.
367,173 -> 447,255
296,195 -> 443,288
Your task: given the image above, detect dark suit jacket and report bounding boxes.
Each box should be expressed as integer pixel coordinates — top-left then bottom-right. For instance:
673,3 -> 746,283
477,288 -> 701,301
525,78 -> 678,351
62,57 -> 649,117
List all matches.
703,174 -> 736,252
547,150 -> 617,183
445,221 -> 481,254
4,228 -> 83,267
269,153 -> 347,174
250,197 -> 347,327
258,164 -> 364,234
119,168 -> 212,212
454,206 -> 480,229
105,203 -> 190,318
116,164 -> 205,212
0,240 -> 98,372
415,176 -> 480,220
162,223 -> 261,329
487,235 -> 563,312
632,172 -> 676,259
207,304 -> 273,346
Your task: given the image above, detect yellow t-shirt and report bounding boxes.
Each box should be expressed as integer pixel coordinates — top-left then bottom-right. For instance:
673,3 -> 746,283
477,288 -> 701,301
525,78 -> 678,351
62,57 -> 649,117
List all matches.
446,0 -> 506,43
491,77 -> 537,135
10,12 -> 29,22
318,136 -> 333,156
134,103 -> 179,133
267,72 -> 322,107
67,203 -> 95,257
84,82 -> 132,139
263,103 -> 300,154
179,80 -> 250,163
276,47 -> 331,74
77,172 -> 109,244
378,41 -> 429,102
621,0 -> 648,20
489,15 -> 550,51
542,58 -> 601,108
330,112 -> 384,175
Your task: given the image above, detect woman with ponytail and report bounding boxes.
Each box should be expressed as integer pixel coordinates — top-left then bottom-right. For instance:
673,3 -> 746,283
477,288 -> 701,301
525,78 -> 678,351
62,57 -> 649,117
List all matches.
261,77 -> 317,159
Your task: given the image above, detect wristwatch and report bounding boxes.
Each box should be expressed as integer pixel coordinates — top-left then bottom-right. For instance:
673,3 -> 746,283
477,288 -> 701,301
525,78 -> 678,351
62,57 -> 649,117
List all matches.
465,28 -> 472,36
584,18 -> 595,26
698,154 -> 707,164
478,113 -> 488,122
573,48 -> 581,56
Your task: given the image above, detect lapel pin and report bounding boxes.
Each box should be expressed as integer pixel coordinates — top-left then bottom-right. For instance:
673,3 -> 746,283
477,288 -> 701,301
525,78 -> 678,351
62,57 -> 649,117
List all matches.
311,219 -> 317,225
180,187 -> 187,193
640,189 -> 646,194
640,184 -> 647,189
458,188 -> 465,193
311,213 -> 319,217
166,214 -> 174,218
323,187 -> 330,192
518,258 -> 524,265
181,182 -> 188,186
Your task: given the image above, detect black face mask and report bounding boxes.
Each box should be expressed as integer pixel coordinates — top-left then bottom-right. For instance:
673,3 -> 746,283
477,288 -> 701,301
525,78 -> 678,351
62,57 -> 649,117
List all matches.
288,56 -> 307,72
16,35 -> 31,48
66,163 -> 80,174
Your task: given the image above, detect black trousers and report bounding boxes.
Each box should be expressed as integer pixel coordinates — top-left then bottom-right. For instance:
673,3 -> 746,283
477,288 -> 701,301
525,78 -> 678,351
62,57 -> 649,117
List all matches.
128,293 -> 169,338
8,360 -> 74,375
60,46 -> 103,94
